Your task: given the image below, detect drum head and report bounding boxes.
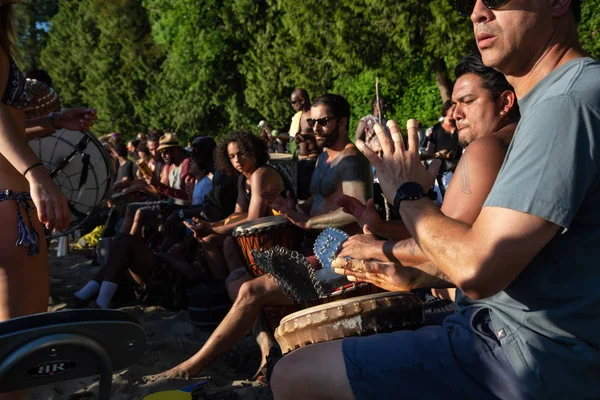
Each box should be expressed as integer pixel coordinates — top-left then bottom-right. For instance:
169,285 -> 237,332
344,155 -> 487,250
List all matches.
29,129 -> 114,236
269,153 -> 293,162
275,291 -> 424,354
233,215 -> 290,235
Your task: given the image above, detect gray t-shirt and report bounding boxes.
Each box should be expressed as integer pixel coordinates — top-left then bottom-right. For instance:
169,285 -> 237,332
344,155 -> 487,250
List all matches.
456,58 -> 600,399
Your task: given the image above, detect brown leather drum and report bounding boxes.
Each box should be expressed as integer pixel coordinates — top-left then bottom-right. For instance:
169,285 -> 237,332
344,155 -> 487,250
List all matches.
232,215 -> 302,277
264,282 -> 380,334
275,291 -> 424,354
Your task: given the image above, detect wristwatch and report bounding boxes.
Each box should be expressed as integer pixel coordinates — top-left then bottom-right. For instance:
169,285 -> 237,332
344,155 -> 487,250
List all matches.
178,209 -> 185,220
393,182 -> 426,211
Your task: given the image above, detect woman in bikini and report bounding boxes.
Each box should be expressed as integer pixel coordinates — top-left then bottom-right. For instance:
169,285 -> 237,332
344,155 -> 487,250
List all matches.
0,0 -> 69,328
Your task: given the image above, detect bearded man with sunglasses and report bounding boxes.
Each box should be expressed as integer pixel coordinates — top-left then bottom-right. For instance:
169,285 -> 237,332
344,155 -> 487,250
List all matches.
150,94 -> 373,383
272,1 -> 600,399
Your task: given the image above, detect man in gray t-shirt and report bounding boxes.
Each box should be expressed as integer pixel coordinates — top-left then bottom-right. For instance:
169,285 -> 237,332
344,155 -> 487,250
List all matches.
270,2 -> 600,400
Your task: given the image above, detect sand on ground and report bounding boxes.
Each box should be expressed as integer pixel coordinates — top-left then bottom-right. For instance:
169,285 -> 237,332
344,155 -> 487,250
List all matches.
22,247 -> 273,400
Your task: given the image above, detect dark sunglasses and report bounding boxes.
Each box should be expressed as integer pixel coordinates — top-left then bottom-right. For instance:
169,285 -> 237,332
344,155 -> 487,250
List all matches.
306,116 -> 339,128
290,100 -> 300,105
454,0 -> 510,17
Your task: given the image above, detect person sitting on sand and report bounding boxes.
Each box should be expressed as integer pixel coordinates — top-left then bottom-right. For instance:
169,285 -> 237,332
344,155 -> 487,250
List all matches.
67,141 -> 217,309
149,94 -> 372,385
183,130 -> 288,280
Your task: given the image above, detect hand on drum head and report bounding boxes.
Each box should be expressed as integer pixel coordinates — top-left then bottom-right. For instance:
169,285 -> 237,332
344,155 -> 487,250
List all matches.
26,167 -> 70,231
332,258 -> 418,292
269,196 -> 309,230
336,195 -> 383,235
355,120 -> 440,205
54,108 -> 97,132
337,232 -> 385,262
261,189 -> 296,211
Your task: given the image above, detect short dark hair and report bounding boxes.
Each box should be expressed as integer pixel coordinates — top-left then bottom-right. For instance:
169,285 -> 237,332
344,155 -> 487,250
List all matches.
312,94 -> 351,120
113,143 -> 128,158
147,132 -> 160,142
215,131 -> 269,176
441,100 -> 454,117
25,68 -> 53,87
294,88 -> 310,104
128,139 -> 140,148
136,142 -> 150,156
455,50 -> 520,120
191,136 -> 217,171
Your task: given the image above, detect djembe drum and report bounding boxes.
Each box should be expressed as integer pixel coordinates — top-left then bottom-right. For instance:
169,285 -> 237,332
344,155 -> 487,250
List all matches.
275,291 -> 424,354
232,215 -> 303,277
23,79 -> 61,119
268,153 -> 297,197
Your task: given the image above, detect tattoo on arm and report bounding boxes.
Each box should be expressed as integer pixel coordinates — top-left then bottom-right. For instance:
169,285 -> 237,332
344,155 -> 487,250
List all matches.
409,241 -> 416,256
460,151 -> 472,194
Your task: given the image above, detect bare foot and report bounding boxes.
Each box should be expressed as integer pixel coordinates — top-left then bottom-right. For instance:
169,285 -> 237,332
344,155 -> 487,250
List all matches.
143,366 -> 195,384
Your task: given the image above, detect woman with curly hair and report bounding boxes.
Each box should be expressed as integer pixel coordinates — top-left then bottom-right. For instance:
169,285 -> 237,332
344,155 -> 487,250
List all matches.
185,131 -> 286,280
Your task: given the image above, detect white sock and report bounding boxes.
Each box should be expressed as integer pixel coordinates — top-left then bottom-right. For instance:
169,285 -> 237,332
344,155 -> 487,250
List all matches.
95,281 -> 119,308
74,281 -> 100,300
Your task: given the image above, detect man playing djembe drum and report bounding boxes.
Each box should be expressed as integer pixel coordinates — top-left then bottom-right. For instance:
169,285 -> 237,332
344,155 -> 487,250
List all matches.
333,50 -> 519,299
272,1 -> 600,399
152,93 -> 373,381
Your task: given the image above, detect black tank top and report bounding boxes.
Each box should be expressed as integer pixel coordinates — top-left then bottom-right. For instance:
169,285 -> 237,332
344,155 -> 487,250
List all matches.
2,58 -> 29,109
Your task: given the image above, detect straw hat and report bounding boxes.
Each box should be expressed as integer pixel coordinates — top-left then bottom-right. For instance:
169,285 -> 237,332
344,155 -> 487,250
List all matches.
156,133 -> 181,151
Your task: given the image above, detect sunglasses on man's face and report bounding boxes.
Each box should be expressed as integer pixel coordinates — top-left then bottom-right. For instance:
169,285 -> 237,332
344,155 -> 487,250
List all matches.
454,0 -> 510,17
306,116 -> 339,128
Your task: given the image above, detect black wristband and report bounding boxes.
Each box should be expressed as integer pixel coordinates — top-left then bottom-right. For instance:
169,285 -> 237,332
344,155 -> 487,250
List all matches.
23,162 -> 44,177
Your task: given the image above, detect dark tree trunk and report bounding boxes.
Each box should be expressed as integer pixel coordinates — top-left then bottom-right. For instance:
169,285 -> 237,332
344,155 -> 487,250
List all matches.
432,57 -> 453,103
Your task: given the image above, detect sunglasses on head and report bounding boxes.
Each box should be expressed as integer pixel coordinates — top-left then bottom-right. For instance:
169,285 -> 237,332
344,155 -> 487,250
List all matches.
454,0 -> 510,17
306,116 -> 339,128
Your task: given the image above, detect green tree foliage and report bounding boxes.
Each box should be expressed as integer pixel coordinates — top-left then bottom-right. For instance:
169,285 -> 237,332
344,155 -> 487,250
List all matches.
33,0 -> 600,141
12,0 -> 59,70
579,1 -> 600,60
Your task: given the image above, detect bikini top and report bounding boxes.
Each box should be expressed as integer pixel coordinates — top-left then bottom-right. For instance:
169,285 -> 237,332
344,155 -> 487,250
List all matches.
2,58 -> 29,109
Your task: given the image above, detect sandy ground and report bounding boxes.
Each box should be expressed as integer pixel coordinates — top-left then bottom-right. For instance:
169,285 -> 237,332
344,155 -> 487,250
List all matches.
24,248 -> 273,400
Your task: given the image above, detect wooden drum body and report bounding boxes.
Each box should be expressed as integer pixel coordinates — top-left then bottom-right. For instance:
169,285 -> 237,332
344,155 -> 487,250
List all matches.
232,215 -> 302,277
275,291 -> 424,354
268,153 -> 297,196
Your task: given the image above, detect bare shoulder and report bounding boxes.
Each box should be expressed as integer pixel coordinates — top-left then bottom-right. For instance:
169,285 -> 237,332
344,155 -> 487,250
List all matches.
252,165 -> 283,184
469,123 -> 515,154
463,131 -> 512,163
338,145 -> 370,167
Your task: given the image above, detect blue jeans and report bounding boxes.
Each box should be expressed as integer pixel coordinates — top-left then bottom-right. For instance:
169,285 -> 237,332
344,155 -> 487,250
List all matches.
343,308 -> 533,400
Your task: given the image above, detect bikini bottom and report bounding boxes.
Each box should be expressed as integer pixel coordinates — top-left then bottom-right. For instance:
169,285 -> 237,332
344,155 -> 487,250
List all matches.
0,190 -> 40,256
